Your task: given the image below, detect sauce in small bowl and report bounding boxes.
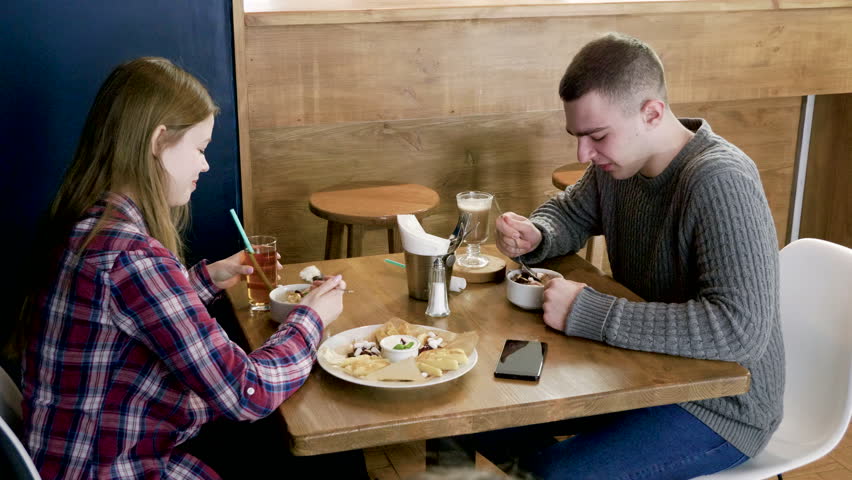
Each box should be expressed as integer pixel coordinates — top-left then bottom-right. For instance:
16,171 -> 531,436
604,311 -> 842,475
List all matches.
379,334 -> 421,363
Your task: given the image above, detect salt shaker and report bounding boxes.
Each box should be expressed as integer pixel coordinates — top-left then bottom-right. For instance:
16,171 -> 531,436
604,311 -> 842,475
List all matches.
425,258 -> 450,318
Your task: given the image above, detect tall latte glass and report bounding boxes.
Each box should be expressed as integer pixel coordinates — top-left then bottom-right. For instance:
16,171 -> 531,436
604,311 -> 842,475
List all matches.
242,235 -> 278,311
456,191 -> 494,268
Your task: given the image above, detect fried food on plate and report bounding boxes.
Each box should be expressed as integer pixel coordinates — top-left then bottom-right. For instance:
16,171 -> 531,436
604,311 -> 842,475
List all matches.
339,355 -> 390,378
417,348 -> 468,373
326,318 -> 480,381
364,358 -> 425,382
416,362 -> 443,378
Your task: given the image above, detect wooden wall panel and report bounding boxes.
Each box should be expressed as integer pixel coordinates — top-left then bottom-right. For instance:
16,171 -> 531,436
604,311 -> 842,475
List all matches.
245,9 -> 852,129
252,97 -> 799,263
244,1 -> 852,26
245,0 -> 776,26
232,0 -> 258,231
800,94 -> 852,248
250,111 -> 569,263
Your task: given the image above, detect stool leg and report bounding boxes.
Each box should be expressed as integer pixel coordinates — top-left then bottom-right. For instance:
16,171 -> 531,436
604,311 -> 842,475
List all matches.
347,224 -> 363,258
324,221 -> 344,260
387,228 -> 402,254
584,236 -> 597,264
585,236 -> 605,270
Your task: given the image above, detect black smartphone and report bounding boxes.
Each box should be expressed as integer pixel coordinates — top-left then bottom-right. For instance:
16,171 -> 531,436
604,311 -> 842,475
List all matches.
494,339 -> 547,381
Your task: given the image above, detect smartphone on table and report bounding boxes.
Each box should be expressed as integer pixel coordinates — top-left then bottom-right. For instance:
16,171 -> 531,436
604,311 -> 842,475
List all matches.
494,339 -> 547,381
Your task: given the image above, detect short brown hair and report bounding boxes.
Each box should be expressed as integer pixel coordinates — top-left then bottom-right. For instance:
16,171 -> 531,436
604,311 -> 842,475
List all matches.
559,33 -> 667,112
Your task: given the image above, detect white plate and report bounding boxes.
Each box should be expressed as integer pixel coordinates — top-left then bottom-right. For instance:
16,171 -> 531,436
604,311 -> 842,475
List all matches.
317,324 -> 478,389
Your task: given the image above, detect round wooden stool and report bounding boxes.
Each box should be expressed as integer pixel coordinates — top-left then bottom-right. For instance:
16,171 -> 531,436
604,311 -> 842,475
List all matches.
551,163 -> 588,190
309,182 -> 440,259
551,164 -> 605,268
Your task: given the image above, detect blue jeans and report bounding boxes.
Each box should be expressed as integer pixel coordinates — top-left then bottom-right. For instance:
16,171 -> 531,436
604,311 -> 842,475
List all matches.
476,404 -> 748,480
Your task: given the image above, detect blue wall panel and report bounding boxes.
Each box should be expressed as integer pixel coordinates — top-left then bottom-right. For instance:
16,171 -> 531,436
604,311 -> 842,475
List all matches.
1,1 -> 241,267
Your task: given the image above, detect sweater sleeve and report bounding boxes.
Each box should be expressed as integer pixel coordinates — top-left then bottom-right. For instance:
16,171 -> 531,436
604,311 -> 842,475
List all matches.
564,170 -> 779,363
109,247 -> 323,421
523,167 -> 602,265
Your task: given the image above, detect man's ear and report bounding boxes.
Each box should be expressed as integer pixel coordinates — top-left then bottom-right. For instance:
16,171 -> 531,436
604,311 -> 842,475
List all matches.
149,125 -> 167,158
640,99 -> 665,128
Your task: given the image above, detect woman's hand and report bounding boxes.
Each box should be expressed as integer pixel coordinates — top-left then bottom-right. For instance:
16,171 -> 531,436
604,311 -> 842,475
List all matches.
299,275 -> 346,328
207,251 -> 283,290
542,278 -> 587,332
495,212 -> 542,258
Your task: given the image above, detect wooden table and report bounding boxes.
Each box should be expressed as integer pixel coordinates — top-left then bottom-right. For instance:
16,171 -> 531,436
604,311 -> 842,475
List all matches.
230,245 -> 750,456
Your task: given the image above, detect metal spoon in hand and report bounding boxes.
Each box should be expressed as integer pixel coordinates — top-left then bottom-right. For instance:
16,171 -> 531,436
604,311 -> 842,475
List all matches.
300,266 -> 354,293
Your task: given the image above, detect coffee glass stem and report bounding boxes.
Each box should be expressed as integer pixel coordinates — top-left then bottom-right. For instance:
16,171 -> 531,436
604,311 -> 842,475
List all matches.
456,191 -> 493,269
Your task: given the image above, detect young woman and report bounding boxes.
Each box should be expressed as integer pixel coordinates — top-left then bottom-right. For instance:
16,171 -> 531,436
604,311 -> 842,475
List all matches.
17,57 -> 346,479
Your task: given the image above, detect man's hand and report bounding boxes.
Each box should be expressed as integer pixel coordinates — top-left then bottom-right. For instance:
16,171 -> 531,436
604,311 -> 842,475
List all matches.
542,278 -> 587,332
495,212 -> 542,258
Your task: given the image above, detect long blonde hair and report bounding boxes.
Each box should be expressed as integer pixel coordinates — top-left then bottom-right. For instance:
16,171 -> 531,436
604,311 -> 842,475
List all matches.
7,57 -> 218,358
55,56 -> 218,257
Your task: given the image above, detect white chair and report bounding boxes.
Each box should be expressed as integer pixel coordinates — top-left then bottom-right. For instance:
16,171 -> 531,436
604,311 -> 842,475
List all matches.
0,364 -> 23,437
696,238 -> 852,479
0,414 -> 40,480
0,365 -> 39,479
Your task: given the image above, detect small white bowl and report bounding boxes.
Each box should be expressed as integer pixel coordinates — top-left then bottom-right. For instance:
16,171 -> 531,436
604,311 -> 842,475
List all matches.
379,334 -> 420,363
505,268 -> 564,310
269,284 -> 312,323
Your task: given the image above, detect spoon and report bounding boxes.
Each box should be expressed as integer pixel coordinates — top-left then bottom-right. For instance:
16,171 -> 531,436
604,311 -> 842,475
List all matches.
447,211 -> 472,254
517,258 -> 539,282
300,266 -> 355,293
492,196 -> 539,282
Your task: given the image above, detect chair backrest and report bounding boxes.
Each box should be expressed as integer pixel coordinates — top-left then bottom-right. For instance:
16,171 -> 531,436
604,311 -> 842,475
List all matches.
0,364 -> 23,437
775,238 -> 852,447
0,414 -> 40,480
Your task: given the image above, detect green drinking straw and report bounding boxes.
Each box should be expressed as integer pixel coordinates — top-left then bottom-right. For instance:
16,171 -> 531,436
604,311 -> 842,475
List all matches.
229,209 -> 275,292
230,209 -> 255,254
384,258 -> 406,268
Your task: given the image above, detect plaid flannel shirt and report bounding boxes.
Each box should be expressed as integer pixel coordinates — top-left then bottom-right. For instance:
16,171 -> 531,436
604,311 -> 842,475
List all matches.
22,193 -> 323,479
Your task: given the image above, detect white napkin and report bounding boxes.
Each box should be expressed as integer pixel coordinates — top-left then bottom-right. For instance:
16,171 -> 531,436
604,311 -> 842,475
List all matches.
449,276 -> 466,292
397,215 -> 450,256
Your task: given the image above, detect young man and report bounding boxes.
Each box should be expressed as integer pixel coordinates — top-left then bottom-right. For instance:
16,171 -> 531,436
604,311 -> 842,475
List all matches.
493,33 -> 784,479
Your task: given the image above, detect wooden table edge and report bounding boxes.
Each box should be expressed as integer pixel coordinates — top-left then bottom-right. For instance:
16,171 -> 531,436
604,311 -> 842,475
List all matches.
288,369 -> 750,456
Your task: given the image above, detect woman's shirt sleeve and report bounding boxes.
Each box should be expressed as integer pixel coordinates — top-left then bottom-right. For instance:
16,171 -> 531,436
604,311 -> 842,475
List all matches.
108,245 -> 322,421
187,260 -> 221,305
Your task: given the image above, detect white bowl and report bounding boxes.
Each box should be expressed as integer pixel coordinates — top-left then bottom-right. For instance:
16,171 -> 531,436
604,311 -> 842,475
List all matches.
379,334 -> 421,363
269,284 -> 312,323
505,268 -> 564,310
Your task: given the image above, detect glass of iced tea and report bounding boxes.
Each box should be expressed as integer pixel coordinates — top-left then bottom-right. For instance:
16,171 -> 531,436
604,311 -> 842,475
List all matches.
456,191 -> 494,268
243,235 -> 278,311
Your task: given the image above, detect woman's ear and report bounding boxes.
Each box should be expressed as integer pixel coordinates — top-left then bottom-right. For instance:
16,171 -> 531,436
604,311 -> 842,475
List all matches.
149,125 -> 167,158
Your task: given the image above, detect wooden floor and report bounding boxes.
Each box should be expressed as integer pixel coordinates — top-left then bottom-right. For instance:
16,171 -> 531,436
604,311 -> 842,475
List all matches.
364,422 -> 852,480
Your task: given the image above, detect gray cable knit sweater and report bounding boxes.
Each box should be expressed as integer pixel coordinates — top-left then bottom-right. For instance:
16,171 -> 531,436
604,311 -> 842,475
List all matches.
523,118 -> 784,457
